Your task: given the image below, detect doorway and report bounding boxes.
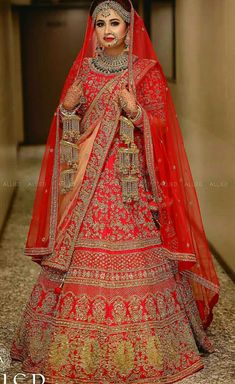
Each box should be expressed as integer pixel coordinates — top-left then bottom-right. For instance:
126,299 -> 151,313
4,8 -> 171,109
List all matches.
20,6 -> 89,144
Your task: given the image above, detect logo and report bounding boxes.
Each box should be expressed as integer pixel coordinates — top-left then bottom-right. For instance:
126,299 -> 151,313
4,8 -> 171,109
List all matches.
0,345 -> 45,383
0,345 -> 11,373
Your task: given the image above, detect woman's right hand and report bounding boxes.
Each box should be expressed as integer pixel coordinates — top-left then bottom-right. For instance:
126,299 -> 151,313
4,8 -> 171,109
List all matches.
62,79 -> 84,111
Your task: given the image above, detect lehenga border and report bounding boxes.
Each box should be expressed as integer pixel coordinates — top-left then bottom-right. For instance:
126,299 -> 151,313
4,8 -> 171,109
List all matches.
74,236 -> 162,250
182,270 -> 220,293
42,360 -> 204,384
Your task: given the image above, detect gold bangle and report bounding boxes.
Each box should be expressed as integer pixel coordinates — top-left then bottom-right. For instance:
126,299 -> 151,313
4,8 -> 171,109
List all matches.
129,105 -> 142,124
59,103 -> 80,117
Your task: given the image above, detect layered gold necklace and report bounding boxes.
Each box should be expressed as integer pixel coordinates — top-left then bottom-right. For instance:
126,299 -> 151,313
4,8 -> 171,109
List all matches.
91,51 -> 129,74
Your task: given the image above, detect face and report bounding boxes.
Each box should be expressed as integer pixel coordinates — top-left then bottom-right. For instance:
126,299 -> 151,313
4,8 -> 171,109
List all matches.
95,8 -> 128,49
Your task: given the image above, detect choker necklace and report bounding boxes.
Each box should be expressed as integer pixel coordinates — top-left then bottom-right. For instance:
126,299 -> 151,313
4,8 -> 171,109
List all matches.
91,51 -> 129,75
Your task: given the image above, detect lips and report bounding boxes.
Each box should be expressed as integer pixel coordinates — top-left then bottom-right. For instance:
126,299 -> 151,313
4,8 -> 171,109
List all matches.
104,37 -> 115,42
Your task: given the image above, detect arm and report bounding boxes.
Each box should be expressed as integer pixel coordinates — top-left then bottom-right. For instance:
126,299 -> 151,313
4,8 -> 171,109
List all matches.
59,57 -> 89,117
136,62 -> 167,130
59,79 -> 85,118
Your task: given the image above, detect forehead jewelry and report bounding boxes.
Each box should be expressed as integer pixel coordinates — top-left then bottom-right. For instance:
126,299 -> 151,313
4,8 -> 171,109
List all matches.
92,1 -> 131,24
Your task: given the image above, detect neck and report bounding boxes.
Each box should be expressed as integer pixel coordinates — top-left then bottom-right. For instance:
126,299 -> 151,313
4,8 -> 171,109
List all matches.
104,43 -> 126,57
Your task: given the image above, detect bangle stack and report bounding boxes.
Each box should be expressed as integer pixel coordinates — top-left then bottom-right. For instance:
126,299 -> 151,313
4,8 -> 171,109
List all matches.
59,103 -> 80,116
127,105 -> 143,126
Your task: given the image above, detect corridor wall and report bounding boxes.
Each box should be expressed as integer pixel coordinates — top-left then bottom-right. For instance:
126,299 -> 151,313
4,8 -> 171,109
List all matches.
170,0 -> 235,274
0,1 -> 23,232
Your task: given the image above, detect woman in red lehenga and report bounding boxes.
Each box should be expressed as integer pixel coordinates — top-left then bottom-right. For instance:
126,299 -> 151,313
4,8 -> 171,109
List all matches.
10,1 -> 220,383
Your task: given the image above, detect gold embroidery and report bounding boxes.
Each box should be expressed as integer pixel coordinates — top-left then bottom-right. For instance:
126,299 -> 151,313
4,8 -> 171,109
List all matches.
112,297 -> 127,324
80,338 -> 100,374
74,295 -> 90,321
28,326 -> 51,364
163,329 -> 182,368
146,336 -> 163,369
42,59 -> 157,272
92,297 -> 106,323
112,340 -> 135,375
48,334 -> 70,370
60,294 -> 74,318
40,291 -> 57,315
13,283 -> 206,383
145,295 -> 157,321
75,237 -> 161,250
30,284 -> 43,308
73,160 -> 161,246
128,296 -> 142,322
12,57 -> 210,384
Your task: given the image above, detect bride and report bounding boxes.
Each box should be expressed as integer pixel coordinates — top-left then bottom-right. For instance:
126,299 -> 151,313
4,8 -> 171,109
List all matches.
10,0 -> 219,383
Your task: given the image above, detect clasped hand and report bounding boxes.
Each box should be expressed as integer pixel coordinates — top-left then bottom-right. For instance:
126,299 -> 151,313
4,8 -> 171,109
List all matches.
63,80 -> 138,118
63,79 -> 84,111
119,85 -> 138,118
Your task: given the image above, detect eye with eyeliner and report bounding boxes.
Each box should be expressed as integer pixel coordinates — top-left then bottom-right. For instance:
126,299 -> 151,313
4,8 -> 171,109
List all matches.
96,20 -> 120,28
96,21 -> 104,28
111,21 -> 120,26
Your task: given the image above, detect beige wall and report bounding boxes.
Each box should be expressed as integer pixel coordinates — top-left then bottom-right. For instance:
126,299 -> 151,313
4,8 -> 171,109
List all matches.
169,0 -> 235,273
0,1 -> 23,231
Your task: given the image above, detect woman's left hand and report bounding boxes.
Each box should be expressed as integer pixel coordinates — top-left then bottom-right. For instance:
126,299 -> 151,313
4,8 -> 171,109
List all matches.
119,85 -> 138,118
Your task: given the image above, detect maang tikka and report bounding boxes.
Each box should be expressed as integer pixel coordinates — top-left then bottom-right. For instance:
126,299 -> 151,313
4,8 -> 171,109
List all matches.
92,1 -> 131,24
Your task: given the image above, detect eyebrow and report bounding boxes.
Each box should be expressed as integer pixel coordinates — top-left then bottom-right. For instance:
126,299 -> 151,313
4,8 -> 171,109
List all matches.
96,18 -> 121,22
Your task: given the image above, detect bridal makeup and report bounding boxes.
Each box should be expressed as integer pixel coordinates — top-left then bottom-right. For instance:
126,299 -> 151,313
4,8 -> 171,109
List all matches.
95,8 -> 128,49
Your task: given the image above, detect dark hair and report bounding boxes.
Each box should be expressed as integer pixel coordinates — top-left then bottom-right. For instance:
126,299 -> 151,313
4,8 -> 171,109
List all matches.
90,0 -> 131,16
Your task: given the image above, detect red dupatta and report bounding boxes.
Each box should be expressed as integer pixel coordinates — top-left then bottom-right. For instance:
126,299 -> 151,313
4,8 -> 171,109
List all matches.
25,0 -> 219,329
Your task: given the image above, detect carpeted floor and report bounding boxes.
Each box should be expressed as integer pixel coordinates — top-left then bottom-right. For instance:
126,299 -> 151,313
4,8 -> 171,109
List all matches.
0,146 -> 234,383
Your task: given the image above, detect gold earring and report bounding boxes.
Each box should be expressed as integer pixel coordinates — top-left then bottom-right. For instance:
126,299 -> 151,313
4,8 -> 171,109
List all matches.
95,44 -> 104,56
124,33 -> 130,52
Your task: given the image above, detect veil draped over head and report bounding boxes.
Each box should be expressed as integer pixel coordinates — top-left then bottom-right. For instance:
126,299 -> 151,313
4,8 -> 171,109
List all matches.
25,0 -> 219,328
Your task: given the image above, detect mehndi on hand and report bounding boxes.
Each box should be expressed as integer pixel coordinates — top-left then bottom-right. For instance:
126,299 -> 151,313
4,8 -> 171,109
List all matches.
63,79 -> 84,111
119,85 -> 138,119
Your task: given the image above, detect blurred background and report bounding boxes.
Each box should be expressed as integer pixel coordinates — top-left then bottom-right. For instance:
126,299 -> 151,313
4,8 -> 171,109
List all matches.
0,0 -> 234,278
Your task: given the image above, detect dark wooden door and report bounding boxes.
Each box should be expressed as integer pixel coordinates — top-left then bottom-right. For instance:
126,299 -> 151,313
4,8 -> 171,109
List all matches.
20,7 -> 88,144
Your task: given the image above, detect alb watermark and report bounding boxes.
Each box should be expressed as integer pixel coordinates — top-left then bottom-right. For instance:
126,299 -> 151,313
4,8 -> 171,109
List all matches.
0,374 -> 45,384
0,344 -> 45,383
0,345 -> 11,373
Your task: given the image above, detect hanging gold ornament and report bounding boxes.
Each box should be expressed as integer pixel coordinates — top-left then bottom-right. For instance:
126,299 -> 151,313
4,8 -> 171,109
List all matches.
60,169 -> 77,194
118,143 -> 139,175
60,140 -> 79,169
61,114 -> 81,142
119,116 -> 134,144
118,116 -> 140,203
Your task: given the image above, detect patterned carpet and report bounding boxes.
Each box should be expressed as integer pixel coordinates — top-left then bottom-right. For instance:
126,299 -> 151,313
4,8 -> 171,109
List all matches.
0,146 -> 234,383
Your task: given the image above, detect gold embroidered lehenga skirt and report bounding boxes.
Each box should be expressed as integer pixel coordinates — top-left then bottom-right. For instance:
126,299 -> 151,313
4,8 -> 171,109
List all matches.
10,130 -> 212,383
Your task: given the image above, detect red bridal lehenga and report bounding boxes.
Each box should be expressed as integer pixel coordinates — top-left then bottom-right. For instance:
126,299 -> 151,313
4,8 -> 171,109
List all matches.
10,1 -> 219,383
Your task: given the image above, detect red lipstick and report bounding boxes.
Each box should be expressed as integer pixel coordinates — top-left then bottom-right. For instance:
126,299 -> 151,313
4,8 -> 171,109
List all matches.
104,36 -> 115,42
